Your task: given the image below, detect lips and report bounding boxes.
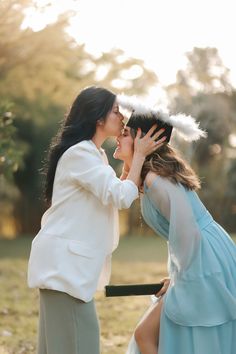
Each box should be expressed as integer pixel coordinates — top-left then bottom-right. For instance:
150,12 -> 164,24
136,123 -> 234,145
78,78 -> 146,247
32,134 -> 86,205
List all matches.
115,141 -> 121,153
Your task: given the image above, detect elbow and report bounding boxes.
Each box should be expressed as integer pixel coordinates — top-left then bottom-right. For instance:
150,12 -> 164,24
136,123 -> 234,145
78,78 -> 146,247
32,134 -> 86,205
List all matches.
99,195 -> 133,209
118,197 -> 134,210
100,197 -> 134,209
102,181 -> 138,209
119,182 -> 139,209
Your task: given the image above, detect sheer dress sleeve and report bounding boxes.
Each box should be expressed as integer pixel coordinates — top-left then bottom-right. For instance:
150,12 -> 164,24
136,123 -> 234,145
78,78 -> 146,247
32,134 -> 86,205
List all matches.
145,176 -> 201,275
145,176 -> 236,326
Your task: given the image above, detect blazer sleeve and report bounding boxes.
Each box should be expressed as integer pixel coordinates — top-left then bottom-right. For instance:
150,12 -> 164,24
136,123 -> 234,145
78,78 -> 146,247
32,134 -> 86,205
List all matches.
63,144 -> 139,209
147,177 -> 201,273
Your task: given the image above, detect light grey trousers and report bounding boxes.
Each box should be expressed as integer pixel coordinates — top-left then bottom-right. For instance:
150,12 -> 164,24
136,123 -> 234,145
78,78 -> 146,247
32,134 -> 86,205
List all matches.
37,289 -> 100,354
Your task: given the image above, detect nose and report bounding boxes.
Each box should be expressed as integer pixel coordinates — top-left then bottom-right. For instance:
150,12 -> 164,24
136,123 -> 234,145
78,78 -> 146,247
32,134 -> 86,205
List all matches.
119,112 -> 124,121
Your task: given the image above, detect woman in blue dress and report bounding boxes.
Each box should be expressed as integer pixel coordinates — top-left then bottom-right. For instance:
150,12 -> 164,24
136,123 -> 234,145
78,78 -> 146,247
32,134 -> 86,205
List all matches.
114,95 -> 236,354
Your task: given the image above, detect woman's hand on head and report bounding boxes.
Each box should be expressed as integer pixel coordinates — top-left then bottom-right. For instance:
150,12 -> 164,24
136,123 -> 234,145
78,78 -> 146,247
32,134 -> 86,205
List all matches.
134,125 -> 166,158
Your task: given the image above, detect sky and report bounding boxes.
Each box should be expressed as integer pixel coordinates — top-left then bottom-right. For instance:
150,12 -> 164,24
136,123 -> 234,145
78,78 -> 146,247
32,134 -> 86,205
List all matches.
22,0 -> 236,92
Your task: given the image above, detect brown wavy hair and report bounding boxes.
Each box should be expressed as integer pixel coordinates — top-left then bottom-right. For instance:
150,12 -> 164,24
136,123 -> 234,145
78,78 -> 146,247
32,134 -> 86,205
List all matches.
140,143 -> 201,190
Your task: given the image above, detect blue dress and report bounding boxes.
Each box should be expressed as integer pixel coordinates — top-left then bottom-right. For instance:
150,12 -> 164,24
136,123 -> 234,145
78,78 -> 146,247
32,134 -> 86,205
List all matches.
127,175 -> 236,354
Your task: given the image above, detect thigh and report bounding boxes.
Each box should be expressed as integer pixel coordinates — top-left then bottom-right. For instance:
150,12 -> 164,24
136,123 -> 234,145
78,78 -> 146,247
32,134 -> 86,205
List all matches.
37,289 -> 100,354
135,297 -> 163,341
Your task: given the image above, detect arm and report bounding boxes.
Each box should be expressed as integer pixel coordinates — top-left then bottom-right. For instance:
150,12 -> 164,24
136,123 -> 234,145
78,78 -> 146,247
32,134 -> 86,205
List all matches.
65,126 -> 165,209
145,174 -> 201,273
65,145 -> 138,209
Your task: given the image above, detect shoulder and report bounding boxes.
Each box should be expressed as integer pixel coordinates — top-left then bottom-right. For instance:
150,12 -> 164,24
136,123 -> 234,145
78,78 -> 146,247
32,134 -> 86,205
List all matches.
145,172 -> 175,190
69,140 -> 96,153
60,140 -> 105,168
65,140 -> 103,159
145,172 -> 159,188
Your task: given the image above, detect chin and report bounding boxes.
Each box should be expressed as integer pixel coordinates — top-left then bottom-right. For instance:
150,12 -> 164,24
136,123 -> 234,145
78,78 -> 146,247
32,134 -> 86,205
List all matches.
113,150 -> 124,161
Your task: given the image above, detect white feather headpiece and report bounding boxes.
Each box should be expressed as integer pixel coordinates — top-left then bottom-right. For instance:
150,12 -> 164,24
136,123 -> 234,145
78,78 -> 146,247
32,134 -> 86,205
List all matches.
117,94 -> 207,142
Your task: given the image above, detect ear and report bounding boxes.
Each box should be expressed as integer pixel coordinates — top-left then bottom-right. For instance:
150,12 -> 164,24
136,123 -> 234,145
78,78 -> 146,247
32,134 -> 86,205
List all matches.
97,119 -> 104,126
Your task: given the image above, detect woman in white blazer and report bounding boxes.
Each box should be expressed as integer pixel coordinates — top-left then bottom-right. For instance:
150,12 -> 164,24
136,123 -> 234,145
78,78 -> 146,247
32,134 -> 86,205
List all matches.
28,86 -> 166,354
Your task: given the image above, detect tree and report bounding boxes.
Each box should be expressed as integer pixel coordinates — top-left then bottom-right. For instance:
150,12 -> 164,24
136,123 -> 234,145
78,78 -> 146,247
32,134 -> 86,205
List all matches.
224,159 -> 236,231
166,47 -> 236,230
0,102 -> 26,180
0,0 -> 158,236
0,101 -> 27,236
185,47 -> 232,93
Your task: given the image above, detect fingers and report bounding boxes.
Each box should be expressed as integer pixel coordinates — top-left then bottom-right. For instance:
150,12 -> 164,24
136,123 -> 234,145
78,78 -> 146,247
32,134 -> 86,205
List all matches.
155,278 -> 170,297
135,128 -> 142,140
160,277 -> 170,283
155,283 -> 169,297
133,126 -> 166,157
145,124 -> 158,138
136,125 -> 166,142
151,128 -> 165,141
155,288 -> 166,297
154,136 -> 167,145
143,126 -> 166,146
144,140 -> 165,157
150,137 -> 166,152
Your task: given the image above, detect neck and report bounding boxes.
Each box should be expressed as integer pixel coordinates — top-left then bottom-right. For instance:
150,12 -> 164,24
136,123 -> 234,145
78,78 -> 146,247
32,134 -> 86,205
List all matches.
123,157 -> 133,170
92,131 -> 107,149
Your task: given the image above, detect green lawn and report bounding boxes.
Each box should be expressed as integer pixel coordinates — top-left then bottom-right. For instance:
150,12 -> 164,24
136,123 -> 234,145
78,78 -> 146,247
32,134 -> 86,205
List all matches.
0,234 -> 235,354
0,235 -> 168,354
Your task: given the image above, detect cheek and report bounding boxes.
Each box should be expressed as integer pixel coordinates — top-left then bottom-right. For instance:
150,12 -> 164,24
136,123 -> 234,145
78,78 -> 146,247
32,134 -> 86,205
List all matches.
104,114 -> 120,132
123,139 -> 134,154
107,113 -> 119,124
112,116 -> 121,126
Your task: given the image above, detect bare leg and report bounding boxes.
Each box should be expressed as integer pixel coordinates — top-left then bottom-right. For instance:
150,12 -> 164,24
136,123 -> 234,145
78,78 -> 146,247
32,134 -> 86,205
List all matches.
134,297 -> 163,354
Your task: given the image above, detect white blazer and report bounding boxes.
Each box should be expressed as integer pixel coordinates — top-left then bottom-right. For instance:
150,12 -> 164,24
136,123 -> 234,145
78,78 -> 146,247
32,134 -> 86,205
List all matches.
28,140 -> 138,302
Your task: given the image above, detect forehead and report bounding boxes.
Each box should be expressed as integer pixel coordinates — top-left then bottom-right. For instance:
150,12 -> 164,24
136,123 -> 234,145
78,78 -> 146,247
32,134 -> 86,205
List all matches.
113,101 -> 119,109
124,126 -> 131,133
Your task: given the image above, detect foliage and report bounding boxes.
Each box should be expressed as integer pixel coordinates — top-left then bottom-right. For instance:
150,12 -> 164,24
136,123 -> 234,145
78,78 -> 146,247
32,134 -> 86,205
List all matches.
0,0 -> 158,236
0,1 -> 235,235
224,159 -> 236,230
167,47 -> 232,100
0,102 -> 26,181
166,47 -> 236,231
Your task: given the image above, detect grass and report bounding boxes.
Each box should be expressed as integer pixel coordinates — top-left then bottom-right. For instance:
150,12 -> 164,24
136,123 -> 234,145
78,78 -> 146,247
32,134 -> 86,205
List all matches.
0,234 -> 235,354
0,235 -> 168,354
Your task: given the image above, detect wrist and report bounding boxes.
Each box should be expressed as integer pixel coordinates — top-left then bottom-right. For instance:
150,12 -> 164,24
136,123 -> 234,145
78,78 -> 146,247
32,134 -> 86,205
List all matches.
133,152 -> 145,162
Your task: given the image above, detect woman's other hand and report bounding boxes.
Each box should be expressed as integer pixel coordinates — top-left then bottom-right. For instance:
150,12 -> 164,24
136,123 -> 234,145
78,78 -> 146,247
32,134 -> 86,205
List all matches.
156,277 -> 170,297
134,125 -> 166,158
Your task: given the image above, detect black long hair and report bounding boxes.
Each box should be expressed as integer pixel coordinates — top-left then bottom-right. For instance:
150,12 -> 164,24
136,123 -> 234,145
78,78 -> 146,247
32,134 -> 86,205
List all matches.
44,86 -> 116,205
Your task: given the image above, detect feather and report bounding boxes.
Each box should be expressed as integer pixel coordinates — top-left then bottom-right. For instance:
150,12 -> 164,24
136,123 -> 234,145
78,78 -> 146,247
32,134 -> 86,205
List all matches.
117,94 -> 152,116
167,114 -> 207,141
117,94 -> 207,142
